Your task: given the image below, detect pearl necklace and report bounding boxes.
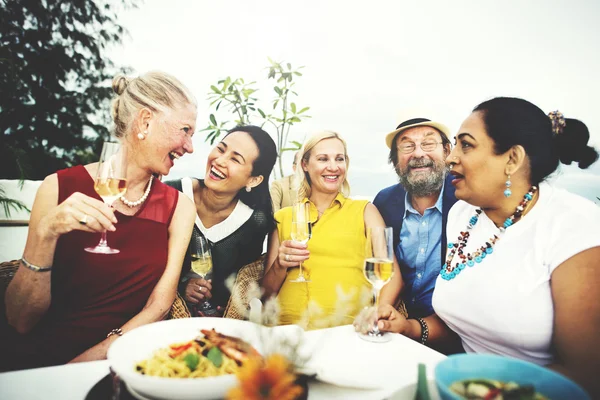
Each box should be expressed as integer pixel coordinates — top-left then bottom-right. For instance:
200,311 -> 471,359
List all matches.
120,175 -> 154,208
440,186 -> 538,281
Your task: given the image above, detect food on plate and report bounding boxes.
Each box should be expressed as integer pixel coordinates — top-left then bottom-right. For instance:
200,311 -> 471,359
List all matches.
449,379 -> 549,400
135,329 -> 261,378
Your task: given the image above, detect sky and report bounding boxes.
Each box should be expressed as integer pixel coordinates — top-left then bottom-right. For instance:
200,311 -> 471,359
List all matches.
108,0 -> 600,200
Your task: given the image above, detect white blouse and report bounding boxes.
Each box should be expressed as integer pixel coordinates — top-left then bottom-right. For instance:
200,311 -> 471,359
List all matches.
180,177 -> 253,243
432,182 -> 600,365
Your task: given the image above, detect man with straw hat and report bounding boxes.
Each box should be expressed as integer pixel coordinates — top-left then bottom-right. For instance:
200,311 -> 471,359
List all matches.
374,117 -> 457,319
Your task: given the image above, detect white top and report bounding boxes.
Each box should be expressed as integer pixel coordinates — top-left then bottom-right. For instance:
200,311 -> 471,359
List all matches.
432,182 -> 600,365
180,177 -> 253,243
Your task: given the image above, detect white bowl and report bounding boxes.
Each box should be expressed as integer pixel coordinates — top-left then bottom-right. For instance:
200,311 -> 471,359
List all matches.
107,318 -> 264,400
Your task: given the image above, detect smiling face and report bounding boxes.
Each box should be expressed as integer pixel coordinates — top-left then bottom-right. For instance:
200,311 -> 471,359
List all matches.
394,126 -> 449,197
204,130 -> 262,194
447,112 -> 511,207
302,137 -> 348,196
141,102 -> 196,176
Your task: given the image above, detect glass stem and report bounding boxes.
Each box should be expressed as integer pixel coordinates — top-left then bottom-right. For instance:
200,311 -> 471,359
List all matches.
372,287 -> 382,334
298,261 -> 304,278
98,231 -> 109,248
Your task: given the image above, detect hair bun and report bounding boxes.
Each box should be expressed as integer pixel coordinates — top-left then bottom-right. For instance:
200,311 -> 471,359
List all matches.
112,74 -> 129,95
556,118 -> 599,170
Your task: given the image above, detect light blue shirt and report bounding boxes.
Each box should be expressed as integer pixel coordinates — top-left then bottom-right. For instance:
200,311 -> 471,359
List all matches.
398,184 -> 444,317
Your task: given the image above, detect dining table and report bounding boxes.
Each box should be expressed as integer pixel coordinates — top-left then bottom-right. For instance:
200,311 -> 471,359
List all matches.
0,324 -> 445,400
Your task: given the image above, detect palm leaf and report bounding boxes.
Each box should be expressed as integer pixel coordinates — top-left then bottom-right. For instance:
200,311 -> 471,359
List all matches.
0,185 -> 30,218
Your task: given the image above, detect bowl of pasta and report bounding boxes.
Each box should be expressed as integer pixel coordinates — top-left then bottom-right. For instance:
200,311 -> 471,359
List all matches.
107,317 -> 263,400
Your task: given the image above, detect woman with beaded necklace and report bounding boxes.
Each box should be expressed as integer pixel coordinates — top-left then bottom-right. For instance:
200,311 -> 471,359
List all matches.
359,97 -> 600,396
2,71 -> 197,370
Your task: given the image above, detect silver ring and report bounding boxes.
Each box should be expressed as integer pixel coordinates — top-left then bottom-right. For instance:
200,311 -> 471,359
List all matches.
79,214 -> 88,225
285,254 -> 290,262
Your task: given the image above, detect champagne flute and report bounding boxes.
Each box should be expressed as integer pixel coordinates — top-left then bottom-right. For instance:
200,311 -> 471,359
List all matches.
189,232 -> 217,316
359,226 -> 394,343
289,202 -> 311,283
85,142 -> 127,254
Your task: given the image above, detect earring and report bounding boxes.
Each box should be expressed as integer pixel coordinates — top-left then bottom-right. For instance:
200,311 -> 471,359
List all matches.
503,174 -> 512,197
137,130 -> 147,140
448,164 -> 454,171
245,186 -> 251,193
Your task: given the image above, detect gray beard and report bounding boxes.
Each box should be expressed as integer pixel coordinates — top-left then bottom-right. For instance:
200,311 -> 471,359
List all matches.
397,160 -> 446,197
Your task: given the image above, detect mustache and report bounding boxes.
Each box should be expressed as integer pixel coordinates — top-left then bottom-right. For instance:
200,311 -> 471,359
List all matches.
408,159 -> 434,169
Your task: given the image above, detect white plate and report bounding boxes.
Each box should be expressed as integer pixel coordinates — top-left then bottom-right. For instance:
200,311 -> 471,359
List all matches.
107,318 -> 264,400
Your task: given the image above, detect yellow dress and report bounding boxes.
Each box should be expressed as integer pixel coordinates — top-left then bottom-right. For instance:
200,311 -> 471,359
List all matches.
275,194 -> 372,329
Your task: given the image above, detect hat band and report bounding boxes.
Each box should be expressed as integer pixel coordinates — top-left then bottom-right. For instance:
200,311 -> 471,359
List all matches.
396,118 -> 432,130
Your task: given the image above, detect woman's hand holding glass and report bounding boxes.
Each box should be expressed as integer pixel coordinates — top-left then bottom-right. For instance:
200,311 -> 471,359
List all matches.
187,234 -> 220,316
185,277 -> 212,303
38,192 -> 118,240
85,142 -> 127,254
289,202 -> 311,283
278,239 -> 310,269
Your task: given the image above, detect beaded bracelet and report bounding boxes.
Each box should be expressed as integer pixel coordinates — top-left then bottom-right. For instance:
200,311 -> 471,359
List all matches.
107,328 -> 123,338
416,318 -> 429,345
21,257 -> 52,272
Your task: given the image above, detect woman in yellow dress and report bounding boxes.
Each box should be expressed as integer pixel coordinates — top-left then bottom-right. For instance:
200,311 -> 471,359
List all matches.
262,131 -> 403,328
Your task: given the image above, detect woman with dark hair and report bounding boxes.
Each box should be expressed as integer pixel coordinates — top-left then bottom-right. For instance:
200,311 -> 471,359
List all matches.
166,126 -> 277,316
363,97 -> 600,396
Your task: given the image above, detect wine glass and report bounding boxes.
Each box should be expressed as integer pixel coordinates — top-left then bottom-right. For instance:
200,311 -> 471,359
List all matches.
189,232 -> 217,316
359,226 -> 394,343
85,142 -> 127,254
289,202 -> 311,283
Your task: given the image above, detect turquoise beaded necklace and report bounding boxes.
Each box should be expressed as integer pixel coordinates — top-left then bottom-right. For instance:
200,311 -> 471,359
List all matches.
440,186 -> 538,281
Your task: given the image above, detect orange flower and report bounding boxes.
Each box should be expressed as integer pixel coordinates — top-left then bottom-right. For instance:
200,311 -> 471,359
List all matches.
227,354 -> 304,400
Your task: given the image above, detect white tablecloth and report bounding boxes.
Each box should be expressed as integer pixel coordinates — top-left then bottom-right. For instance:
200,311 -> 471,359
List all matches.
0,325 -> 445,400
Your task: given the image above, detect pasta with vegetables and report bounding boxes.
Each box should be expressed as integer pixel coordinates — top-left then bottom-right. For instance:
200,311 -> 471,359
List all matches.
135,329 -> 261,378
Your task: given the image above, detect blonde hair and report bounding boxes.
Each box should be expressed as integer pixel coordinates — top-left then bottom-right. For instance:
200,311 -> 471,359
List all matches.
110,71 -> 196,138
294,131 -> 351,201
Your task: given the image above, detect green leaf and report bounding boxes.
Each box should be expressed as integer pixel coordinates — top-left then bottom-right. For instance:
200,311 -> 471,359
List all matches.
183,353 -> 199,371
216,100 -> 222,111
298,107 -> 310,114
293,72 -> 303,76
281,147 -> 300,152
258,108 -> 266,118
290,102 -> 297,113
209,114 -> 217,125
210,85 -> 221,94
287,62 -> 291,70
206,347 -> 223,368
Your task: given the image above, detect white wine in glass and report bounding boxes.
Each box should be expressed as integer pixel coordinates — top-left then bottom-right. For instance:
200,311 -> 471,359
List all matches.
289,202 -> 311,283
85,142 -> 127,254
360,226 -> 394,343
191,253 -> 213,277
190,233 -> 217,316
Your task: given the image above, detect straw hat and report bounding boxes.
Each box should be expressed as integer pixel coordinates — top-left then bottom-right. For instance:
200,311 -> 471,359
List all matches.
385,117 -> 451,149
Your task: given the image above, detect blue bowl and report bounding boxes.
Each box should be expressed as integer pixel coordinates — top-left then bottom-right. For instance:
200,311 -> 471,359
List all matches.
434,354 -> 590,400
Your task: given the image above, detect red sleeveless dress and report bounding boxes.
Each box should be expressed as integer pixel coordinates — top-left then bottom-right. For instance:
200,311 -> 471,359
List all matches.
1,165 -> 179,370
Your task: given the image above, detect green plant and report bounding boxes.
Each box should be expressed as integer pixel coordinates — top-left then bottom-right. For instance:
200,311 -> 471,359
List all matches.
0,184 -> 29,218
201,59 -> 311,179
0,0 -> 137,180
